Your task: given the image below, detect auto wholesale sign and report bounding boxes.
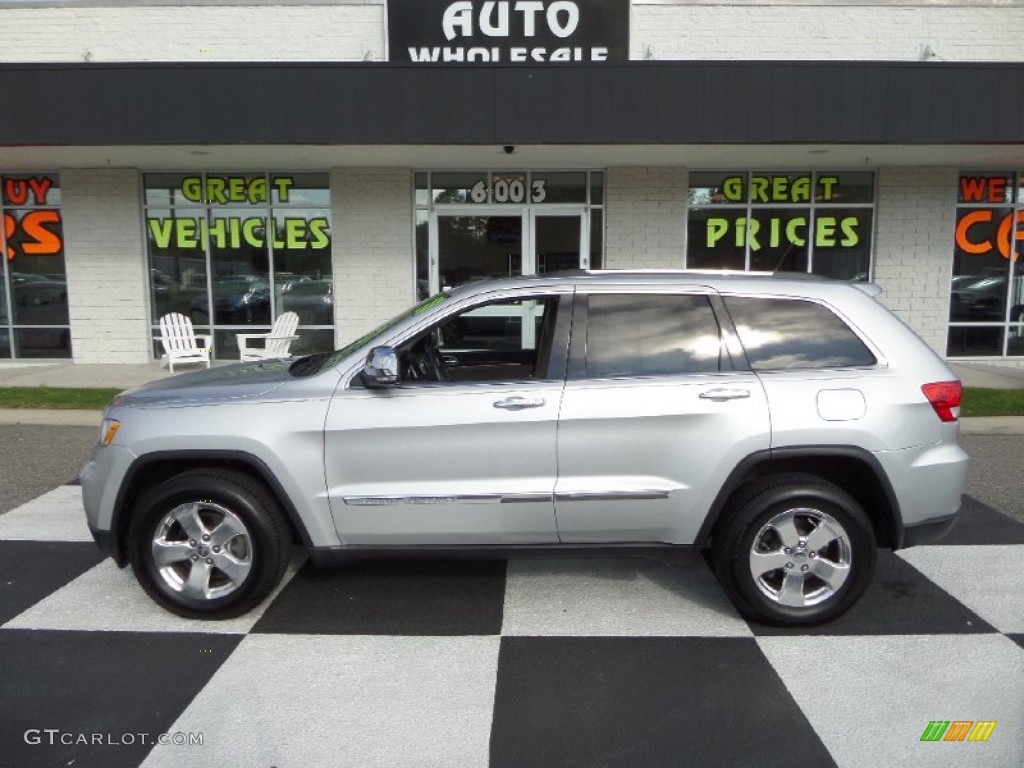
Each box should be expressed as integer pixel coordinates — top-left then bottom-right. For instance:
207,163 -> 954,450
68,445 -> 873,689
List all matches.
387,0 -> 629,64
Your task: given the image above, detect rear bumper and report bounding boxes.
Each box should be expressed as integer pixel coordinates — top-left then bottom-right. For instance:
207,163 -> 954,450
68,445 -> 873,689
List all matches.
899,510 -> 959,549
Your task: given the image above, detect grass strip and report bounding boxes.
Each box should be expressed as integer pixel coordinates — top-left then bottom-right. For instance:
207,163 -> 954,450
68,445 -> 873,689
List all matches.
0,386 -> 122,410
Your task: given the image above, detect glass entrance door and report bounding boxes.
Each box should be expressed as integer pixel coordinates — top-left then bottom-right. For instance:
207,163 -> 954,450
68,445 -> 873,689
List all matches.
430,208 -> 586,294
531,209 -> 587,275
432,209 -> 527,294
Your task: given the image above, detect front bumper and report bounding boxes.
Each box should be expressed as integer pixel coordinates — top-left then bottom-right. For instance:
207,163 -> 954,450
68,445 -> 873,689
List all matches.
79,442 -> 137,565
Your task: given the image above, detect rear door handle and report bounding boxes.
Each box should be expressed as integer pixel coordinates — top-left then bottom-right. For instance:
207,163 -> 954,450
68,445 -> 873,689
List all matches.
494,397 -> 546,410
698,388 -> 751,401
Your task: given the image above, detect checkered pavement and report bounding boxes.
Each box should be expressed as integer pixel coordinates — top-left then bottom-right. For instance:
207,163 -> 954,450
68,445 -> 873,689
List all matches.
1,484 -> 1021,768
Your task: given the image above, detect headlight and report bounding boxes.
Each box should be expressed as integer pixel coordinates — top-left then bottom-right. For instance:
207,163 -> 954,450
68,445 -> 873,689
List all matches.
99,418 -> 121,446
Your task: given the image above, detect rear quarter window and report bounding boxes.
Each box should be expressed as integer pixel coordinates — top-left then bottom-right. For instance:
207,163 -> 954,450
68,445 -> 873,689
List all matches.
724,296 -> 877,370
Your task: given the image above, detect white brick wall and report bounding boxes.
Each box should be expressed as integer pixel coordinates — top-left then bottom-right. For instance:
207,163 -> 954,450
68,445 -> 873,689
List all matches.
0,4 -> 384,63
633,5 -> 1024,62
331,168 -> 414,346
61,169 -> 151,363
605,167 -> 687,269
872,167 -> 957,355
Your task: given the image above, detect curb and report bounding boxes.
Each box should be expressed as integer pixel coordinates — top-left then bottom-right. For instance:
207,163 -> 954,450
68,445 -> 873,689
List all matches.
959,416 -> 1024,436
0,409 -> 102,427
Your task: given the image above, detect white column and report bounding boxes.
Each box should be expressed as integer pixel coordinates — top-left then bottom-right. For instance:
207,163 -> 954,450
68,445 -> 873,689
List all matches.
61,168 -> 151,363
331,168 -> 415,346
873,167 -> 956,356
605,167 -> 687,269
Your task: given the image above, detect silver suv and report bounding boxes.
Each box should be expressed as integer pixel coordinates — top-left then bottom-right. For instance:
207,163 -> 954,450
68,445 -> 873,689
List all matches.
81,272 -> 968,626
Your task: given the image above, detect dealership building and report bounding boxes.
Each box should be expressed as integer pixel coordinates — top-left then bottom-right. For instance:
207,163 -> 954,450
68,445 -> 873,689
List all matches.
1,0 -> 1023,364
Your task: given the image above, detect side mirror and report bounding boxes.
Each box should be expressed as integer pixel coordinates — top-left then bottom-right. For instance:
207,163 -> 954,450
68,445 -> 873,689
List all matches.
360,346 -> 399,388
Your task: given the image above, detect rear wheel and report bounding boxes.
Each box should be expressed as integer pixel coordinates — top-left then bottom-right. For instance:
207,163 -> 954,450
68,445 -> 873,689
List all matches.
129,469 -> 290,619
711,473 -> 876,626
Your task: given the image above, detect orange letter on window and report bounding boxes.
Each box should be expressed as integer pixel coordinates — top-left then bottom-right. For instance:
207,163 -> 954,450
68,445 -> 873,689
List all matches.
996,210 -> 1024,261
21,211 -> 62,255
955,210 -> 992,255
3,213 -> 14,260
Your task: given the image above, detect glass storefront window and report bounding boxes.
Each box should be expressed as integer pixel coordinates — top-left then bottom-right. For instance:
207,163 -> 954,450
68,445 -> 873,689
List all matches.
431,173 -> 480,205
144,172 -> 333,360
948,171 -> 1024,357
0,173 -> 70,358
686,171 -> 875,282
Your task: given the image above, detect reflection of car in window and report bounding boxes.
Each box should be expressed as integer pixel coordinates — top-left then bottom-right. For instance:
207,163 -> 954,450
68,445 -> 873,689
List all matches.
11,273 -> 68,323
950,275 -> 1009,321
280,279 -> 333,325
189,277 -> 271,324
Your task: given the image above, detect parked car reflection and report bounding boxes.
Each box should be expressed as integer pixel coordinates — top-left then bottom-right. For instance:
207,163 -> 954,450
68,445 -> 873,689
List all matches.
189,276 -> 271,324
950,274 -> 1010,321
11,272 -> 68,325
280,279 -> 333,325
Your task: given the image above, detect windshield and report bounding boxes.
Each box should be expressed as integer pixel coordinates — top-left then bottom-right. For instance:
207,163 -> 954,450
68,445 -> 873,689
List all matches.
288,293 -> 449,377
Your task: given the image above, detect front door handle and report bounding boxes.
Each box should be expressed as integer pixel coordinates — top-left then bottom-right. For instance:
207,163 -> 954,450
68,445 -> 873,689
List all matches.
698,388 -> 751,402
494,397 -> 546,410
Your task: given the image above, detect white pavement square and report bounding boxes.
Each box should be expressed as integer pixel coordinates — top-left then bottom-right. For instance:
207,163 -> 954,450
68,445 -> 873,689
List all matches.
4,551 -> 307,635
140,634 -> 501,768
757,634 -> 1024,768
0,486 -> 92,541
898,545 -> 1024,634
501,557 -> 753,637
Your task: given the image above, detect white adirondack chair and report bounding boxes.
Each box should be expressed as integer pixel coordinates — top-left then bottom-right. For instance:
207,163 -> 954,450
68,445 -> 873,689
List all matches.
236,311 -> 300,362
157,312 -> 212,373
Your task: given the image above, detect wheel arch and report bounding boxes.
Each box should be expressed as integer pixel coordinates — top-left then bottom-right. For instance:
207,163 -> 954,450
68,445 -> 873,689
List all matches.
109,450 -> 312,567
696,446 -> 902,550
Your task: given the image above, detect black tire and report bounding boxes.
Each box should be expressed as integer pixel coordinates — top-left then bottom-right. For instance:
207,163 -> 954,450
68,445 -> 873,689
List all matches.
711,473 -> 876,627
128,469 -> 290,619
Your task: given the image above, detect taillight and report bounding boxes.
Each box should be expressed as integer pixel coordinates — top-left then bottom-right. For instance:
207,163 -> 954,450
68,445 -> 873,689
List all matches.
922,381 -> 963,423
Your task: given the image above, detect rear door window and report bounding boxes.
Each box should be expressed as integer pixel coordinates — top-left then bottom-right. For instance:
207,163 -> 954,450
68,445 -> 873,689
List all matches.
582,294 -> 725,378
724,296 -> 877,370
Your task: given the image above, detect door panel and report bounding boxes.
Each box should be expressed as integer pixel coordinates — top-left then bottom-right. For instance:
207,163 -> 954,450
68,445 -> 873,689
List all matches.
554,290 -> 771,544
326,381 -> 563,545
324,291 -> 570,546
555,374 -> 770,544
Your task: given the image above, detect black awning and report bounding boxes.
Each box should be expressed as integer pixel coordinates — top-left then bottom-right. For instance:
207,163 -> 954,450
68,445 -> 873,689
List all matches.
2,60 -> 1021,146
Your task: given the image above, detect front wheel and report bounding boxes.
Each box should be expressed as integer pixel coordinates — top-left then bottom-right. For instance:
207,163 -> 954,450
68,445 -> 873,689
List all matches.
128,469 -> 290,619
711,474 -> 876,627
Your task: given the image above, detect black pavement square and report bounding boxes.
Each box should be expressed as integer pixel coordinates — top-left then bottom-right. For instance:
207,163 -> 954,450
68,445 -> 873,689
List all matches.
753,549 -> 996,636
489,636 -> 835,768
1009,634 -> 1024,650
252,558 -> 507,635
0,629 -> 240,768
0,541 -> 103,626
932,495 -> 1024,545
